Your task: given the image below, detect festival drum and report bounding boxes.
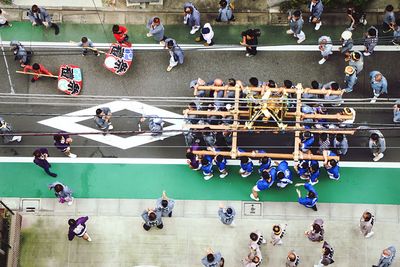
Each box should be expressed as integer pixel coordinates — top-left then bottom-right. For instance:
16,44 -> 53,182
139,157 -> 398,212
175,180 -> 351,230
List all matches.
57,64 -> 83,95
103,43 -> 134,75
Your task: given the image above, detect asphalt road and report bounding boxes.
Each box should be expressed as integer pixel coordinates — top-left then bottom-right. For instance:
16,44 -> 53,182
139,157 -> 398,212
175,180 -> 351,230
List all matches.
0,49 -> 399,161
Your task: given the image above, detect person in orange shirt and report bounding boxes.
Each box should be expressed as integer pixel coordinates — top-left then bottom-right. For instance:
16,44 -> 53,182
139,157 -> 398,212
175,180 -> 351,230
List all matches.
112,24 -> 130,44
23,63 -> 55,83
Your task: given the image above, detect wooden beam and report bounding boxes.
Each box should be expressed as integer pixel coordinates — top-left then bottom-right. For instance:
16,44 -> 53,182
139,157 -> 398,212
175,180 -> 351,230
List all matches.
286,112 -> 353,120
183,110 -> 250,116
183,124 -> 355,135
192,150 -> 339,161
293,84 -> 303,162
230,86 -> 241,159
196,85 -> 344,95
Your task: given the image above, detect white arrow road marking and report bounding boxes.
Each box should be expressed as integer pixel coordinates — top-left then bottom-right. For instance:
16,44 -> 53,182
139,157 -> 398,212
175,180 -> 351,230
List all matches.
38,100 -> 184,150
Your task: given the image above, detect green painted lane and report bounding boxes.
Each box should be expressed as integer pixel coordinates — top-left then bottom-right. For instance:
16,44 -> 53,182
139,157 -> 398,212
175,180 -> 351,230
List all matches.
0,162 -> 399,204
0,21 -> 369,45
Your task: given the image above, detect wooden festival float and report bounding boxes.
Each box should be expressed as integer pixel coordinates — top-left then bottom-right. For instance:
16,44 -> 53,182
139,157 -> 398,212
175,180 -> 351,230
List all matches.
183,83 -> 355,162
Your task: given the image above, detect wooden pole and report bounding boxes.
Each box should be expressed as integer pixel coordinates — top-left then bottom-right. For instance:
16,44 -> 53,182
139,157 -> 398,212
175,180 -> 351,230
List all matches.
192,150 -> 339,161
16,71 -> 57,78
196,85 -> 344,95
230,86 -> 241,159
69,41 -> 106,54
182,124 -> 354,135
293,83 -> 303,162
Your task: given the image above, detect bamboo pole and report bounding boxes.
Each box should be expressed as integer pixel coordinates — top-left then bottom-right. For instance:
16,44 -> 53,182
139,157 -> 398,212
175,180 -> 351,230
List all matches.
16,71 -> 57,78
230,85 -> 241,159
293,84 -> 303,162
183,110 -> 354,121
69,41 -> 106,54
286,112 -> 353,120
196,85 -> 344,95
182,124 -> 354,134
192,150 -> 339,161
183,110 -> 249,116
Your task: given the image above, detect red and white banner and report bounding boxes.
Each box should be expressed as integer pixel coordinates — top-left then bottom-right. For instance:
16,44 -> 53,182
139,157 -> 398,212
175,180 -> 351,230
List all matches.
57,64 -> 83,95
104,43 -> 134,76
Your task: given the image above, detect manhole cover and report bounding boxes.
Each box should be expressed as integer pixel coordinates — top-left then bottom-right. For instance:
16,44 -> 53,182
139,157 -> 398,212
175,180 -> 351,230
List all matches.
243,202 -> 262,216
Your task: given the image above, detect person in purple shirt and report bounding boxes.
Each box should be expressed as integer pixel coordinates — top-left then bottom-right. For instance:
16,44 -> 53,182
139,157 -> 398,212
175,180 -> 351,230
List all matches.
33,148 -> 57,177
186,150 -> 201,170
250,168 -> 277,201
53,132 -> 77,158
68,216 -> 92,242
296,182 -> 318,211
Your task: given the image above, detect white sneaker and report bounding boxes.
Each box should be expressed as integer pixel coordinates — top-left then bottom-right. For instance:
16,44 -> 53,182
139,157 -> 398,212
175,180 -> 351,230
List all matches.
365,231 -> 374,238
87,236 -> 92,242
261,238 -> 267,244
318,58 -> 326,65
373,153 -> 384,162
15,136 -> 22,142
241,172 -> 251,178
250,193 -> 259,201
68,197 -> 74,206
204,174 -> 213,180
314,22 -> 322,30
363,52 -> 371,56
370,98 -> 377,103
159,41 -> 165,46
190,27 -> 199,35
167,65 -> 174,72
286,29 -> 294,34
68,153 -> 77,158
220,172 -> 228,178
297,37 -> 305,44
108,124 -> 114,130
229,221 -> 236,227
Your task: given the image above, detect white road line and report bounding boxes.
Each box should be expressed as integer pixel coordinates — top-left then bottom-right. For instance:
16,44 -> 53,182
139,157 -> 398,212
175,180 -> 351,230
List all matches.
0,156 -> 399,168
1,41 -> 400,52
38,100 -> 184,150
0,35 -> 15,94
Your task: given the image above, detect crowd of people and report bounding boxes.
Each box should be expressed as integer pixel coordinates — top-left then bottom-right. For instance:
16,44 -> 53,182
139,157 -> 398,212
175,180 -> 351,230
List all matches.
0,1 -> 399,266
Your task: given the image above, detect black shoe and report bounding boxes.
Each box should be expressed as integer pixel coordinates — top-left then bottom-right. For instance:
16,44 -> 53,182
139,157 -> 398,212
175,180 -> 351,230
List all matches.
49,173 -> 57,178
31,78 -> 36,83
52,24 -> 60,35
168,212 -> 172,217
311,205 -> 318,211
157,223 -> 164,229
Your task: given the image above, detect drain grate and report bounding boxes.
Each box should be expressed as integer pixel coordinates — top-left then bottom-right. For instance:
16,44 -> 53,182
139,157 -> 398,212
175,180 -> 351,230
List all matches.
21,199 -> 40,213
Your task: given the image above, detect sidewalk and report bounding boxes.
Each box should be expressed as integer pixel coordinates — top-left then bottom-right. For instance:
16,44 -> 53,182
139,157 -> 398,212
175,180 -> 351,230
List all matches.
14,199 -> 400,267
0,159 -> 399,204
0,21 -> 396,46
